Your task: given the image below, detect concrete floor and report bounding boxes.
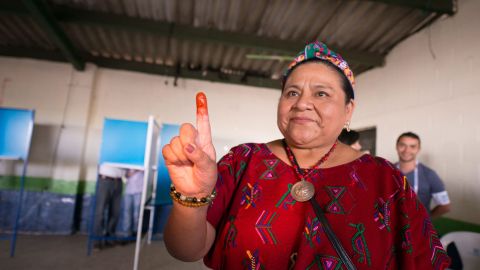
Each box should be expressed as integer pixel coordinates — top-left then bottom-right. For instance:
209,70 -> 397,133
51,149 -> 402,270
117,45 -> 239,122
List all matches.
0,234 -> 207,270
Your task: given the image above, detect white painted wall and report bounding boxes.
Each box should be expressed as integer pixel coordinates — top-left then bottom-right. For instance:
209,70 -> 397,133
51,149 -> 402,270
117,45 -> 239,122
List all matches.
0,58 -> 96,186
352,0 -> 480,223
81,68 -> 282,180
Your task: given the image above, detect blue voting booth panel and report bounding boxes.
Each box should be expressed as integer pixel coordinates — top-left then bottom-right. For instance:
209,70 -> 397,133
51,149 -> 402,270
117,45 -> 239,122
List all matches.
155,124 -> 180,205
0,108 -> 35,160
0,107 -> 35,257
99,118 -> 148,166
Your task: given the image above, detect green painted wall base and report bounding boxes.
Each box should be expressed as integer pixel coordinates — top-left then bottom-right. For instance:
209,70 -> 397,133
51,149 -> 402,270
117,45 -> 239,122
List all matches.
0,175 -> 96,195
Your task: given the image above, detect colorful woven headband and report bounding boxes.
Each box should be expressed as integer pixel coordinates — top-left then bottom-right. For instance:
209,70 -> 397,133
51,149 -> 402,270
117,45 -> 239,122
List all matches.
283,41 -> 355,92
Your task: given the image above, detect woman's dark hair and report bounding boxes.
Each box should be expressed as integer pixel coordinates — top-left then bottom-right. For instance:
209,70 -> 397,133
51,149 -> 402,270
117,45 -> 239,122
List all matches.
282,59 -> 355,104
338,129 -> 360,145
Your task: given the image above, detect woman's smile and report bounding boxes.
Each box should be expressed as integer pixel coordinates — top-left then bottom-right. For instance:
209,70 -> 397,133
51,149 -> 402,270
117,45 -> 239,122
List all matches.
290,116 -> 315,124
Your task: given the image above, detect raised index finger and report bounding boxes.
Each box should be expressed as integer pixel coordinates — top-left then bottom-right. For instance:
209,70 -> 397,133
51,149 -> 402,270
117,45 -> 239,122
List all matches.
196,92 -> 212,147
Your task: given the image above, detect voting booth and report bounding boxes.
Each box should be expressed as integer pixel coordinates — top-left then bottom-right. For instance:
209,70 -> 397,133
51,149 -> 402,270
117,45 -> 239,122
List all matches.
87,117 -> 182,270
87,116 -> 159,270
0,107 -> 35,257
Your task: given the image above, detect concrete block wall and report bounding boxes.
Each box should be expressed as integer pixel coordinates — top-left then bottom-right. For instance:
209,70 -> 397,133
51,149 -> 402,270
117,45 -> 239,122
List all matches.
0,59 -> 96,188
81,68 -> 282,181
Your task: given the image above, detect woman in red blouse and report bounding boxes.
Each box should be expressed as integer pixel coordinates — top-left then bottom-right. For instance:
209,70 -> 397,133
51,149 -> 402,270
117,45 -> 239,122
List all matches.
161,41 -> 450,269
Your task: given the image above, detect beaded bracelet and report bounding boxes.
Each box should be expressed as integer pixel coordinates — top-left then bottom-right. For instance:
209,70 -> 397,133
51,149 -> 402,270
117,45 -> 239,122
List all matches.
169,184 -> 216,207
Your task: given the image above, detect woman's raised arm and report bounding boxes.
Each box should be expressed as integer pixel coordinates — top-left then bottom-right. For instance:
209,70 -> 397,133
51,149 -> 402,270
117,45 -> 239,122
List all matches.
162,92 -> 217,261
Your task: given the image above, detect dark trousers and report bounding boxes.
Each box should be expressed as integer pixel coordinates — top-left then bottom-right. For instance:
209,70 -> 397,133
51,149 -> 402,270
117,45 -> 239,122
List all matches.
93,177 -> 123,237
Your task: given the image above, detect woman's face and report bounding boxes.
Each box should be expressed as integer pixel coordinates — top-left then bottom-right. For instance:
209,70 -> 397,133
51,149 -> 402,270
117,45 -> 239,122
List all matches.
277,62 -> 354,148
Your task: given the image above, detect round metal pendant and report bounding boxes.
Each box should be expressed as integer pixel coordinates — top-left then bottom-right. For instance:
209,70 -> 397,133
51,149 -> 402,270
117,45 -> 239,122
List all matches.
290,181 -> 315,202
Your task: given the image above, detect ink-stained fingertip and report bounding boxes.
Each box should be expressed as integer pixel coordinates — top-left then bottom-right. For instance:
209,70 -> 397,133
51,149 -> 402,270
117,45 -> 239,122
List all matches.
196,92 -> 208,116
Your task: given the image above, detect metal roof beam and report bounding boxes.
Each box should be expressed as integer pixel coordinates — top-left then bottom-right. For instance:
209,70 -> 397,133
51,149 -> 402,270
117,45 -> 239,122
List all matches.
0,46 -> 66,62
53,7 -> 384,67
21,0 -> 85,70
0,3 -> 385,67
0,47 -> 280,89
366,0 -> 457,15
89,57 -> 280,89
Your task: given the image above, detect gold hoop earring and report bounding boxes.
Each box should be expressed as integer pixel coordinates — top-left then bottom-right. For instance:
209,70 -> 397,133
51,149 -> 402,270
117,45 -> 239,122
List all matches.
344,121 -> 351,132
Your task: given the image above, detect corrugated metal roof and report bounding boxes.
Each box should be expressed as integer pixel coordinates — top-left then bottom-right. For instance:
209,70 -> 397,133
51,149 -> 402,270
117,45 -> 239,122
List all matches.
0,0 -> 457,89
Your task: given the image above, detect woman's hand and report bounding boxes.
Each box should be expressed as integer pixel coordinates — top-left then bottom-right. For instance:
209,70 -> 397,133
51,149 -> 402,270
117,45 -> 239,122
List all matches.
162,92 -> 217,197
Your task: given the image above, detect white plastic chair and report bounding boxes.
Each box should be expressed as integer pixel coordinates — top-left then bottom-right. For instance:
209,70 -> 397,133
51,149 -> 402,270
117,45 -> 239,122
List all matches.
440,231 -> 480,270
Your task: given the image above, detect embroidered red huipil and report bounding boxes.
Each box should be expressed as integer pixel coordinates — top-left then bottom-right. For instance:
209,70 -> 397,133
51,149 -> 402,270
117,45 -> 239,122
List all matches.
204,143 -> 450,269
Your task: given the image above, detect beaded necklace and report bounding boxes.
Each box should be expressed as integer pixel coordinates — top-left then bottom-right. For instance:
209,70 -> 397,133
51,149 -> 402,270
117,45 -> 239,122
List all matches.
282,139 -> 338,202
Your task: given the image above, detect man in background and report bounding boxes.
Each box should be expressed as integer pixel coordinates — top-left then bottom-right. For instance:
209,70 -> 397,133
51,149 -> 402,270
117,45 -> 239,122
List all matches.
121,169 -> 144,238
94,163 -> 125,249
395,132 -> 451,218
